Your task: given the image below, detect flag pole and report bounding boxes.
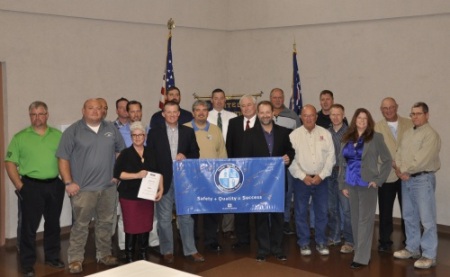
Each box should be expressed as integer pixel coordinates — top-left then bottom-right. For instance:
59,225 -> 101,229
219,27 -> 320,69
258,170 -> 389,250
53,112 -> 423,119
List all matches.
159,18 -> 176,110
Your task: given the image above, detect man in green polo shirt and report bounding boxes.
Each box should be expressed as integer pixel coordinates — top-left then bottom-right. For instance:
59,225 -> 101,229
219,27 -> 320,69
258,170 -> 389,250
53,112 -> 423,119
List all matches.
5,101 -> 65,277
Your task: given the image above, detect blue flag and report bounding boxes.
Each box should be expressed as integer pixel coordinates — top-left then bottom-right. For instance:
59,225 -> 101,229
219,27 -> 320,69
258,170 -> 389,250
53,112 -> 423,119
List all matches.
172,158 -> 285,215
289,44 -> 303,115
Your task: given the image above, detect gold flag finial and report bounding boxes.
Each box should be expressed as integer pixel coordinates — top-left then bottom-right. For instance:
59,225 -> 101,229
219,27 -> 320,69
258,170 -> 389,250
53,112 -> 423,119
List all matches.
293,37 -> 297,52
167,18 -> 175,30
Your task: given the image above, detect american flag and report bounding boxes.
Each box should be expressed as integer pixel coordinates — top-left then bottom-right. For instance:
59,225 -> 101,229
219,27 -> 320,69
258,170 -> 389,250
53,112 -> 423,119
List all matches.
289,44 -> 303,115
159,32 -> 175,109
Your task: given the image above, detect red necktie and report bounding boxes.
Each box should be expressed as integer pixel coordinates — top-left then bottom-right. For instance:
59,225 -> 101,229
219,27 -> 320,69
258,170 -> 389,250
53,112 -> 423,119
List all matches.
246,120 -> 250,130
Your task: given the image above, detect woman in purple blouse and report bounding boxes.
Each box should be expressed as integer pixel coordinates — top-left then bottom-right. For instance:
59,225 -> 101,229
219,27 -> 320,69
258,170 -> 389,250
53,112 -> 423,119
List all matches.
338,108 -> 392,269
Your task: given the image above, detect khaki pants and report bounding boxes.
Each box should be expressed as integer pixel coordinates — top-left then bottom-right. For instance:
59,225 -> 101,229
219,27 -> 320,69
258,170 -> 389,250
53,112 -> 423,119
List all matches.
68,186 -> 117,263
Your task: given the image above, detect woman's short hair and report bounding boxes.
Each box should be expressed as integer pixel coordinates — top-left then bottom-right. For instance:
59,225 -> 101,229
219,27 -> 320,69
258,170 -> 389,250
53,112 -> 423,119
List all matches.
130,121 -> 146,133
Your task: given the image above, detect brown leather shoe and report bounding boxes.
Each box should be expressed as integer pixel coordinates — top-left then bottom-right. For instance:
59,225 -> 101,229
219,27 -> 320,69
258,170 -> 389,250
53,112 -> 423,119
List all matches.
69,261 -> 83,274
97,255 -> 119,266
163,253 -> 174,264
187,252 -> 205,262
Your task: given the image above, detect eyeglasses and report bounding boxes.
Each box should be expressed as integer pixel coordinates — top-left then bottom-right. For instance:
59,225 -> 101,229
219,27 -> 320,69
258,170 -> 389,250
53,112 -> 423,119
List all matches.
29,113 -> 47,117
131,134 -> 145,139
409,112 -> 425,117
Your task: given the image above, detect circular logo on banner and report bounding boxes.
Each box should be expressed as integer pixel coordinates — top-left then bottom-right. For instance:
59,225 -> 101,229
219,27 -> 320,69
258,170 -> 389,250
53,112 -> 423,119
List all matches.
214,164 -> 244,193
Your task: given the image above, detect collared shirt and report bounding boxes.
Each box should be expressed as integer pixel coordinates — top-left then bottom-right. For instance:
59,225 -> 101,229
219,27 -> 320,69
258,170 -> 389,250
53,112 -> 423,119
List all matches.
207,109 -> 237,141
273,106 -> 301,130
6,126 -> 62,179
328,124 -> 348,163
166,123 -> 179,160
375,116 -> 413,182
243,115 -> 257,130
262,128 -> 274,156
396,122 -> 441,174
114,118 -> 127,129
56,120 -> 125,191
289,125 -> 335,180
185,121 -> 227,159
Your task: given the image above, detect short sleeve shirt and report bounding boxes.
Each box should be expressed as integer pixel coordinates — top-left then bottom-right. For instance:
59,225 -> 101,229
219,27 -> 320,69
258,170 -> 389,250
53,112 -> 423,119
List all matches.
56,119 -> 125,191
5,126 -> 62,179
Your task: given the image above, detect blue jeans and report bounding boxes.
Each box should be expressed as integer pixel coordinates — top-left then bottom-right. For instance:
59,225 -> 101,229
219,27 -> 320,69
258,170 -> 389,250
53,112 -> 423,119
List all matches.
293,177 -> 328,247
402,173 -> 437,259
156,184 -> 197,256
338,186 -> 353,245
327,168 -> 341,243
284,172 -> 295,222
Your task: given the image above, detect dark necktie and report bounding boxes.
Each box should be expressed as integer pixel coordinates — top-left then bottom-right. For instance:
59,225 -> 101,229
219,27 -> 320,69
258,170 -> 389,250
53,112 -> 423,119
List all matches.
246,120 -> 250,130
217,112 -> 222,131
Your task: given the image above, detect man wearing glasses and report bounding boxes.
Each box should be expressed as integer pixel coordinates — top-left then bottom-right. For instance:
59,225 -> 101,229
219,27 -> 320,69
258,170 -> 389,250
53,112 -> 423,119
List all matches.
5,101 -> 65,277
374,97 -> 413,252
393,102 -> 441,269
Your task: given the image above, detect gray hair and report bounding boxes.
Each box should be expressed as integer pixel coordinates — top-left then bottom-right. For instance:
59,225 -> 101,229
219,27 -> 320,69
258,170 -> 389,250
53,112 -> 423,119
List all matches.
192,100 -> 210,112
130,121 -> 146,133
239,94 -> 256,106
29,101 -> 48,112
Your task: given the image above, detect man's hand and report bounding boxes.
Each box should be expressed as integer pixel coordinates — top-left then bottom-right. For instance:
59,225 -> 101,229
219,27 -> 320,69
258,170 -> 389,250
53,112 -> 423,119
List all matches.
66,183 -> 80,197
311,175 -> 323,185
175,153 -> 186,161
282,154 -> 290,165
303,175 -> 314,186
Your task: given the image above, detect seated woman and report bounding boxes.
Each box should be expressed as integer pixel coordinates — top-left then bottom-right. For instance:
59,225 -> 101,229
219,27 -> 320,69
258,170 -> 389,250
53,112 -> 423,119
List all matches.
338,108 -> 392,269
114,121 -> 163,263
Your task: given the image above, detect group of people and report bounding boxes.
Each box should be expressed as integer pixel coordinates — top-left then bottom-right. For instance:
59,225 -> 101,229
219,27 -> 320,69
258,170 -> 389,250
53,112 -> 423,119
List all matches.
5,86 -> 440,276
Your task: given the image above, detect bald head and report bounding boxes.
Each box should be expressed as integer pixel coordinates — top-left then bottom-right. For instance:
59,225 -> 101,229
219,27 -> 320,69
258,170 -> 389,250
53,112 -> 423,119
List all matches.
380,97 -> 399,122
82,98 -> 102,125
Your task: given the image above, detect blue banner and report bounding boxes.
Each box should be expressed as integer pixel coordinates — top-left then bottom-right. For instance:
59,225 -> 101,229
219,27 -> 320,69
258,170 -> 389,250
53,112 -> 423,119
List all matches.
173,157 -> 285,215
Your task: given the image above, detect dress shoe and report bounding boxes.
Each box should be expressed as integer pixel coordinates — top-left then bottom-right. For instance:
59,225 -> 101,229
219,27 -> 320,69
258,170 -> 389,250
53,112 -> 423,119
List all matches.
207,243 -> 223,252
21,267 -> 35,277
187,252 -> 205,262
163,253 -> 174,264
45,259 -> 65,268
378,244 -> 391,252
276,254 -> 287,261
256,254 -> 266,262
232,242 -> 250,249
350,262 -> 365,269
149,245 -> 161,254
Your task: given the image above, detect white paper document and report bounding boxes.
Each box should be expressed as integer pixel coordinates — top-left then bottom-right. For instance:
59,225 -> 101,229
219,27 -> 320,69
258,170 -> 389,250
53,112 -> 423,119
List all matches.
137,172 -> 161,201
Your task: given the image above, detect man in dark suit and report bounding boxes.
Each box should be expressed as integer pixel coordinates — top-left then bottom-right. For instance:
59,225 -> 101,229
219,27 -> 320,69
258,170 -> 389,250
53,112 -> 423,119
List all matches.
243,101 -> 295,262
226,94 -> 258,248
146,101 -> 204,264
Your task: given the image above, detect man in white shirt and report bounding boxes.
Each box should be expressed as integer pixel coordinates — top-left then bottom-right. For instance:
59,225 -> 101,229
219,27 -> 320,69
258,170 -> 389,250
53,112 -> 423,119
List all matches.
207,88 -> 237,237
207,88 -> 237,140
289,104 -> 335,256
226,94 -> 258,248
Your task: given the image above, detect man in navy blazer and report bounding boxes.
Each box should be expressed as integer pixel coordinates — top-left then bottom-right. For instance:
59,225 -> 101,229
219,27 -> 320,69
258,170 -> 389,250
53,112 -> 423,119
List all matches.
242,101 -> 294,262
226,95 -> 259,248
146,101 -> 204,264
